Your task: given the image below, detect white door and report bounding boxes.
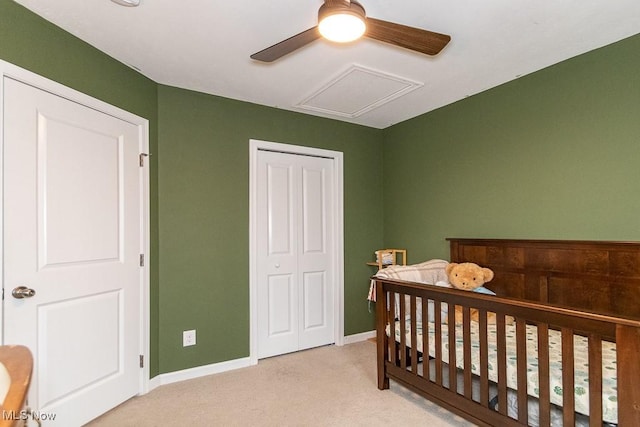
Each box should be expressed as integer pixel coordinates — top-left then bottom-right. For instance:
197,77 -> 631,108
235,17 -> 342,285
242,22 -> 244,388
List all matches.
3,77 -> 143,426
256,150 -> 334,359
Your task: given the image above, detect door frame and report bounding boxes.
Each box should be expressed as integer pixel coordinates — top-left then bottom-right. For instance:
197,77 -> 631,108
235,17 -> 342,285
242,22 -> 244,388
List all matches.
0,59 -> 151,394
249,139 -> 344,364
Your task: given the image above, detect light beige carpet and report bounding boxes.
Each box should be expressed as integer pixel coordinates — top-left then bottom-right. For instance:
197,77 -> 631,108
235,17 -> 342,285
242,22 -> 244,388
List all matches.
87,341 -> 474,426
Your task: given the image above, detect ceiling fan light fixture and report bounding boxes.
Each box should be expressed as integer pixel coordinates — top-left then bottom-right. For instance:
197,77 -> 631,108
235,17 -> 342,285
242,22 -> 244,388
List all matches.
250,0 -> 451,63
318,1 -> 366,43
111,0 -> 140,7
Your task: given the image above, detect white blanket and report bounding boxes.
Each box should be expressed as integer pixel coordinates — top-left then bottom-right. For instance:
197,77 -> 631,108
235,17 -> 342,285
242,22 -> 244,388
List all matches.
368,259 -> 450,302
368,259 -> 451,323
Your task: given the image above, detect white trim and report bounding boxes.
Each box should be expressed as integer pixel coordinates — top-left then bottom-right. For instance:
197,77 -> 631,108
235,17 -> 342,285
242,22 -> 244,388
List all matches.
343,330 -> 376,345
152,357 -> 255,387
0,59 -> 151,395
249,139 -> 345,365
147,332 -> 370,392
138,120 -> 151,394
147,375 -> 162,393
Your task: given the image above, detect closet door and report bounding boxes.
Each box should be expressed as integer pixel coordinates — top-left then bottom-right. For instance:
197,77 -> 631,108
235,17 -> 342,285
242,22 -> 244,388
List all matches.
256,150 -> 334,359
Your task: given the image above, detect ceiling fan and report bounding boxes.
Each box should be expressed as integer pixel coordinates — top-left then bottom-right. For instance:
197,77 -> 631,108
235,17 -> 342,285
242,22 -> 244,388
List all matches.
250,0 -> 451,62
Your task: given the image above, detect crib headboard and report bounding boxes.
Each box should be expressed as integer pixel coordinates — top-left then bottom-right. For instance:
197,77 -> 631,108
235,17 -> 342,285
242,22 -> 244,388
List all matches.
448,238 -> 640,318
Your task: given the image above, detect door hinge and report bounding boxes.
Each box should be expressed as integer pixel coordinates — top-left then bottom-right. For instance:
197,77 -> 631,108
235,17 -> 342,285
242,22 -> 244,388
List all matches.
139,152 -> 150,167
139,254 -> 145,267
139,355 -> 144,368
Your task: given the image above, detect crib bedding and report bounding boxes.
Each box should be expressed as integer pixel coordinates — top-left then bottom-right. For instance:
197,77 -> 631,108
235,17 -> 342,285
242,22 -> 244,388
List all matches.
389,319 -> 618,424
419,359 -> 591,427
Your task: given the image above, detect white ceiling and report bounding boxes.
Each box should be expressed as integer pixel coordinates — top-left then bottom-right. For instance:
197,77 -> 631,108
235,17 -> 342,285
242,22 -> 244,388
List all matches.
13,0 -> 640,129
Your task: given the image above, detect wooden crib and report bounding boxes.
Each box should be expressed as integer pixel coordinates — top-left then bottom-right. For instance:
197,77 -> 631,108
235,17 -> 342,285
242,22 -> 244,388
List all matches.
375,238 -> 640,426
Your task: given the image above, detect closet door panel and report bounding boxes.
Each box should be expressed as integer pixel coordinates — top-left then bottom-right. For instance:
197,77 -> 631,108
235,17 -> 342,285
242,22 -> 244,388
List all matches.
298,156 -> 334,350
257,152 -> 299,358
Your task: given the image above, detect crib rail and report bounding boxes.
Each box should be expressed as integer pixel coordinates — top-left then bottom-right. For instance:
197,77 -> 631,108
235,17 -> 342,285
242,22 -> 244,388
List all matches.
375,277 -> 640,427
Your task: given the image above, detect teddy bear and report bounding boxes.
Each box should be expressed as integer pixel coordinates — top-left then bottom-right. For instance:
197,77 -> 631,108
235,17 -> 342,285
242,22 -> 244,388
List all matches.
445,262 -> 495,293
445,262 -> 510,324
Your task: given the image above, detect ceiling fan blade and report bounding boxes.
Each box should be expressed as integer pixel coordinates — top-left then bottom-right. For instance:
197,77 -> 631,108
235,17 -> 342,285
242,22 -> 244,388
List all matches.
365,18 -> 451,56
251,27 -> 321,62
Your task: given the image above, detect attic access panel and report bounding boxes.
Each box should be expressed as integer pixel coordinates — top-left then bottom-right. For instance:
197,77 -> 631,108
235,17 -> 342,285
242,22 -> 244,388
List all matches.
296,65 -> 423,118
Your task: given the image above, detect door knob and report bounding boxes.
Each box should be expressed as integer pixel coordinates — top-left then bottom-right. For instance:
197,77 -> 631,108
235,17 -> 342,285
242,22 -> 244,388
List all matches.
12,286 -> 36,299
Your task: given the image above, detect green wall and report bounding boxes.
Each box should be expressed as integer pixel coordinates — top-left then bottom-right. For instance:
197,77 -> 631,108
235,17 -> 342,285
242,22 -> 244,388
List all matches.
382,34 -> 640,260
0,0 -> 161,376
157,86 -> 383,373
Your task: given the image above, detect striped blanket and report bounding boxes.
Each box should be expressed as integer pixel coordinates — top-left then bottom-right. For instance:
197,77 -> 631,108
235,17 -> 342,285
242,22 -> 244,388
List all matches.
368,259 -> 450,302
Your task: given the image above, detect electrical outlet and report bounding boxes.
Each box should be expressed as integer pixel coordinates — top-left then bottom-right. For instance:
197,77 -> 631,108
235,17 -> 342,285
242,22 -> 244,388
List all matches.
183,329 -> 196,347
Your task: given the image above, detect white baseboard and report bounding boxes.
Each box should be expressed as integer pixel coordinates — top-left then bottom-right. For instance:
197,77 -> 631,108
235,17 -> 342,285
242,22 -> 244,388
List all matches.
146,332 -> 374,392
147,375 -> 161,392
149,356 -> 255,389
343,330 -> 375,344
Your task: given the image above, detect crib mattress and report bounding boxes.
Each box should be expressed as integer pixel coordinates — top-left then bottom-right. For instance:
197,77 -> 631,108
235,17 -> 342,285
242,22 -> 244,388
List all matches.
389,320 -> 618,423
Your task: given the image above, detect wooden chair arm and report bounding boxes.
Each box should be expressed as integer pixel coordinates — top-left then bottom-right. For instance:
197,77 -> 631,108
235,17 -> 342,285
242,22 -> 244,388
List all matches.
0,345 -> 33,427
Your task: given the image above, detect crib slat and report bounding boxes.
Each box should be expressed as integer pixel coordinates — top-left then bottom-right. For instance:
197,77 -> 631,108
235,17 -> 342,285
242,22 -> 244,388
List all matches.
587,334 -> 602,427
376,281 -> 389,390
399,292 -> 407,370
561,328 -> 576,426
422,297 -> 429,380
434,300 -> 443,386
516,318 -> 528,424
479,309 -> 489,407
616,325 -> 640,426
389,292 -> 397,367
462,307 -> 472,399
537,323 -> 551,427
496,314 -> 507,415
448,306 -> 457,394
410,295 -> 418,374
